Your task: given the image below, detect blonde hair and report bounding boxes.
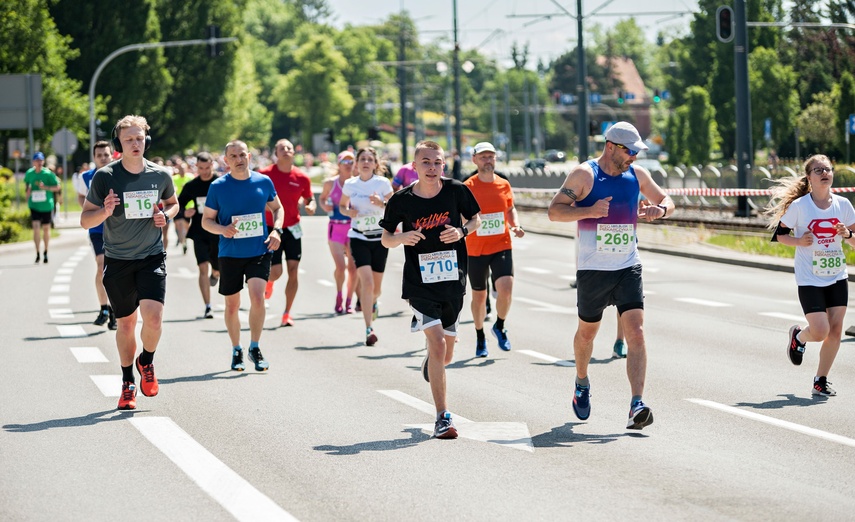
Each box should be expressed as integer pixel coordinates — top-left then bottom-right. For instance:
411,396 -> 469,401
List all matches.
115,115 -> 150,135
765,154 -> 831,229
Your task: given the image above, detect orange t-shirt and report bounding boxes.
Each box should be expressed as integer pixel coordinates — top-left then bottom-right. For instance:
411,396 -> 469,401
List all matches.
463,175 -> 514,256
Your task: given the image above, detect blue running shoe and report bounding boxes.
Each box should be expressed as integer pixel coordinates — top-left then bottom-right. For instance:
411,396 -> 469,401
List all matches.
475,339 -> 488,358
434,411 -> 458,439
573,383 -> 591,420
248,347 -> 269,371
626,400 -> 653,430
612,339 -> 627,359
491,324 -> 511,351
231,348 -> 245,372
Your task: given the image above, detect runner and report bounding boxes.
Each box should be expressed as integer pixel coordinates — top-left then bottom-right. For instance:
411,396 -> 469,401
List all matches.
318,150 -> 358,314
258,139 -> 316,327
202,140 -> 284,372
24,151 -> 60,264
77,140 -> 117,329
463,142 -> 525,357
380,140 -> 481,439
339,147 -> 393,345
80,115 -> 177,410
392,160 -> 419,192
178,151 -> 220,319
171,161 -> 192,254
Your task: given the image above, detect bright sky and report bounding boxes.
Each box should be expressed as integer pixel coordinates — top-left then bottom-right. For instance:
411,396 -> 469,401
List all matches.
325,0 -> 700,69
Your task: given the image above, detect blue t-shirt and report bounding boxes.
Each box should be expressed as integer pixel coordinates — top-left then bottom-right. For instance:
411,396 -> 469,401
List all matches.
81,169 -> 103,234
205,171 -> 277,258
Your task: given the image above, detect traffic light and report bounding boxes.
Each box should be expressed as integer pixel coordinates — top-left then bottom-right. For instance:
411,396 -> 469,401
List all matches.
326,128 -> 335,144
207,25 -> 221,57
589,119 -> 599,136
716,6 -> 734,43
367,126 -> 381,141
617,91 -> 625,104
653,89 -> 661,103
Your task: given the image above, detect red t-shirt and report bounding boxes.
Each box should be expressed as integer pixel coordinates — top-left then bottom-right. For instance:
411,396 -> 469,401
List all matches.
463,175 -> 514,256
257,164 -> 313,227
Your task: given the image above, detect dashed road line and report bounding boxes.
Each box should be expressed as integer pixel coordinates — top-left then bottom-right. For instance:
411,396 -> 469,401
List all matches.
90,375 -> 122,396
49,284 -> 70,293
515,296 -> 576,315
70,347 -> 109,363
758,312 -> 804,322
48,295 -> 70,305
49,309 -> 74,319
518,349 -> 574,367
56,325 -> 87,337
674,297 -> 731,307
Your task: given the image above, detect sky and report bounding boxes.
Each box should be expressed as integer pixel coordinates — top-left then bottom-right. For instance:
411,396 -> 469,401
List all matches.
324,0 -> 700,69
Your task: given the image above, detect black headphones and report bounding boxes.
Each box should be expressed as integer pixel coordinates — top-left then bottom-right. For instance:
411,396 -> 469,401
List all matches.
111,124 -> 152,153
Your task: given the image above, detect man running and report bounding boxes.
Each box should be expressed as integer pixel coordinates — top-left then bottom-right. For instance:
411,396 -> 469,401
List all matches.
547,121 -> 673,430
381,140 -> 481,439
178,151 -> 220,319
24,151 -> 60,264
80,115 -> 177,410
203,140 -> 284,372
258,139 -> 316,327
463,142 -> 525,357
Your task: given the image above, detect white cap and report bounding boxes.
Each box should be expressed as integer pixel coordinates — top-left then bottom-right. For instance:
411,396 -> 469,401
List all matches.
603,122 -> 648,152
473,142 -> 496,154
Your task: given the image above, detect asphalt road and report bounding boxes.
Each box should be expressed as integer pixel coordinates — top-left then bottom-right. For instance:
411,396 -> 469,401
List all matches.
2,217 -> 854,521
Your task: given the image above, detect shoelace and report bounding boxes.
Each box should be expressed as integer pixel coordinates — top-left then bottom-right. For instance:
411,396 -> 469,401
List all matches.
122,384 -> 135,400
251,348 -> 264,360
139,363 -> 155,383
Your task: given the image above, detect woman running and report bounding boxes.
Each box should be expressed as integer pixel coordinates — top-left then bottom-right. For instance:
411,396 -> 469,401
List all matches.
318,151 -> 358,314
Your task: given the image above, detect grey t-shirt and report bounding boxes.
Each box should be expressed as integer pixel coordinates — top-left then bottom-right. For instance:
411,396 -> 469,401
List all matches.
86,159 -> 175,260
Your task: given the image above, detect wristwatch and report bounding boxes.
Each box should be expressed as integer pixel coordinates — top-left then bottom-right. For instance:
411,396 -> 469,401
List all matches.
273,227 -> 284,235
657,204 -> 668,217
461,225 -> 469,237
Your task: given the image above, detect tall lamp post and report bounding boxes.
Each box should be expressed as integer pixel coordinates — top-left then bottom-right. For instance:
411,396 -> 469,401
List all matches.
452,0 -> 463,179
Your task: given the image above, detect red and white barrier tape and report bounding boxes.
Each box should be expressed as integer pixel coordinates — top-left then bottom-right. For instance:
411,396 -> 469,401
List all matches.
512,187 -> 855,196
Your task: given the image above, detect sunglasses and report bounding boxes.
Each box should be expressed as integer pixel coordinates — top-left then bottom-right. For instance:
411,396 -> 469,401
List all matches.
339,159 -> 354,165
810,166 -> 833,175
609,142 -> 639,156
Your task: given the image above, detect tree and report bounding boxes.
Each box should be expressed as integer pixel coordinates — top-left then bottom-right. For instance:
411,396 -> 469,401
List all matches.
797,94 -> 838,155
836,71 -> 855,157
673,86 -> 717,165
749,47 -> 799,153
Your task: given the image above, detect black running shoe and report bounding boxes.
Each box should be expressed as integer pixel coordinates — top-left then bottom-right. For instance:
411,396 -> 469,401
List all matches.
812,376 -> 837,397
434,411 -> 458,439
93,309 -> 109,326
231,348 -> 245,371
421,354 -> 430,382
627,400 -> 654,430
787,325 -> 805,366
107,310 -> 117,330
204,306 -> 214,319
35,253 -> 40,264
43,251 -> 48,264
248,347 -> 269,371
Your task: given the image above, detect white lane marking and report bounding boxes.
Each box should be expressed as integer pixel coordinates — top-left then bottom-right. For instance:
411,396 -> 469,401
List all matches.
53,275 -> 72,283
644,266 -> 660,273
61,262 -> 77,268
68,256 -> 85,263
674,297 -> 731,307
759,312 -> 805,322
49,309 -> 74,319
50,284 -> 70,293
515,296 -> 576,315
172,267 -> 197,279
559,275 -> 575,281
90,375 -> 122,396
518,349 -> 575,367
48,295 -> 70,305
520,266 -> 552,275
129,417 -> 299,522
56,325 -> 87,337
316,279 -> 334,287
71,347 -> 109,363
57,268 -> 74,275
379,390 -> 533,452
687,399 -> 855,448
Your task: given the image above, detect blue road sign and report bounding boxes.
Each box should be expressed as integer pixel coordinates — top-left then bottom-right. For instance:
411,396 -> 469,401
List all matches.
560,94 -> 575,105
764,118 -> 771,141
590,93 -> 601,104
601,121 -> 617,135
849,114 -> 855,135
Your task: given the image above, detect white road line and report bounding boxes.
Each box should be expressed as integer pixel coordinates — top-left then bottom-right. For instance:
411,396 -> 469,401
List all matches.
57,268 -> 74,275
172,267 -> 197,279
518,349 -> 574,367
129,417 -> 299,522
48,295 -> 70,305
50,284 -> 70,293
759,312 -> 805,322
70,347 -> 109,363
520,266 -> 552,275
316,279 -> 334,287
49,309 -> 74,320
61,262 -> 77,268
674,297 -> 732,307
514,296 -> 576,315
378,390 -> 473,422
90,375 -> 122,396
687,399 -> 855,448
56,325 -> 87,337
53,275 -> 72,283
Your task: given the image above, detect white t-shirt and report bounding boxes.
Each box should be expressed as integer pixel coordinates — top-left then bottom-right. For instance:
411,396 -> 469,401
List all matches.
341,175 -> 393,241
781,193 -> 855,287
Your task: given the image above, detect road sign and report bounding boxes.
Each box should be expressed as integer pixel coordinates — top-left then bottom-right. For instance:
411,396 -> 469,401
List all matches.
764,118 -> 771,142
848,114 -> 855,135
7,139 -> 26,159
51,128 -> 78,156
560,94 -> 575,105
0,74 -> 44,130
590,93 -> 601,104
601,121 -> 617,135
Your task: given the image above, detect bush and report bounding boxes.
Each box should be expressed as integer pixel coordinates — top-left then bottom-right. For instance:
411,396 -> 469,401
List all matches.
0,221 -> 23,243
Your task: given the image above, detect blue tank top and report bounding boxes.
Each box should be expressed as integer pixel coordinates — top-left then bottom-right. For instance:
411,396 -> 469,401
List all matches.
575,159 -> 641,271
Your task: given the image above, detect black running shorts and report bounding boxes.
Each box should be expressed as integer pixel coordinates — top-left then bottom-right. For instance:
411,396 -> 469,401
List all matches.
798,279 -> 848,314
271,228 -> 301,265
576,264 -> 644,323
218,253 -> 272,296
350,237 -> 388,272
192,233 -> 219,270
103,252 -> 167,319
467,249 -> 514,291
408,296 -> 464,335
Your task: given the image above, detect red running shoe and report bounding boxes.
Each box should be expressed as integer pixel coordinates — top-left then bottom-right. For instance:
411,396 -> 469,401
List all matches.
281,312 -> 294,327
135,355 -> 159,397
264,280 -> 274,300
118,382 -> 137,410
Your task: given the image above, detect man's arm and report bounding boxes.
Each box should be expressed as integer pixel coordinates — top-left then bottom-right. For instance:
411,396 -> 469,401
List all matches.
635,165 -> 674,221
547,165 -> 594,222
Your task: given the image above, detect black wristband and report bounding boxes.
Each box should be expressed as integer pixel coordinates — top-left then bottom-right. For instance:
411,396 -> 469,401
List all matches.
461,225 -> 468,237
657,204 -> 667,217
847,229 -> 853,239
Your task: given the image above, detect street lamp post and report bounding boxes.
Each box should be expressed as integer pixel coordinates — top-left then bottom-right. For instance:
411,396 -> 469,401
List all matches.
452,0 -> 463,179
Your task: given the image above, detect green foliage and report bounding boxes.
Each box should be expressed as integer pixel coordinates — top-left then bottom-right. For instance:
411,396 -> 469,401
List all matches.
671,86 -> 717,165
798,92 -> 838,154
750,47 -> 799,150
836,72 -> 855,156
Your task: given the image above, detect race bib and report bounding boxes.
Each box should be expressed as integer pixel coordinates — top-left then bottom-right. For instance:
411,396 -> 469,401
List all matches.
418,250 -> 458,283
596,223 -> 634,254
195,196 -> 206,209
287,223 -> 303,239
233,212 -> 264,238
31,190 -> 47,203
477,211 -> 505,236
354,211 -> 383,234
813,248 -> 845,277
123,190 -> 159,219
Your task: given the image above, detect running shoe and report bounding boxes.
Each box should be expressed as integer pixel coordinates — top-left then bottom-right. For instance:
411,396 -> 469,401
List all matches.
612,339 -> 627,359
264,280 -> 274,299
421,354 -> 430,382
626,400 -> 654,430
209,273 -> 219,287
43,251 -> 48,264
366,327 -> 378,346
345,299 -> 354,314
573,382 -> 591,420
335,294 -> 344,314
107,310 -> 117,330
182,243 -> 188,255
248,347 -> 269,371
485,296 -> 492,321
491,324 -> 511,351
434,411 -> 458,439
787,325 -> 806,366
475,339 -> 488,358
812,376 -> 837,397
135,355 -> 159,397
117,381 -> 137,410
372,303 -> 379,321
281,312 -> 294,327
355,300 -> 362,312
93,309 -> 109,326
204,305 -> 214,319
35,253 -> 40,264
231,348 -> 245,371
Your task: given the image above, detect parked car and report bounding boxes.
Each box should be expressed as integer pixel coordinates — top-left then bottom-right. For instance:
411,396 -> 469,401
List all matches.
544,149 -> 566,162
524,158 -> 547,170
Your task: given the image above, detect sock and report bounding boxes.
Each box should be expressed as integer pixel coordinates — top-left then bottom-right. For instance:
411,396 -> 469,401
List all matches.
795,331 -> 805,345
121,365 -> 134,383
576,376 -> 590,388
494,318 -> 505,331
476,328 -> 485,341
100,305 -> 109,312
814,376 -> 822,383
139,348 -> 154,366
437,410 -> 450,421
233,345 -> 242,352
631,395 -> 643,407
249,340 -> 259,349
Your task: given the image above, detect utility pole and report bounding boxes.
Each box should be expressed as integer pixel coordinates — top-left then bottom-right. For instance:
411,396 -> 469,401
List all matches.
504,82 -> 513,161
576,0 -> 589,160
733,0 -> 753,217
452,0 -> 463,179
398,29 -> 408,164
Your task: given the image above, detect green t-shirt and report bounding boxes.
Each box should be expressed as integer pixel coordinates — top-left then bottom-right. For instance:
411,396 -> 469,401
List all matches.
86,159 -> 175,260
24,167 -> 59,212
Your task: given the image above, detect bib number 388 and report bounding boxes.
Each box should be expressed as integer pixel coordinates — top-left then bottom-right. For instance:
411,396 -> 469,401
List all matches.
418,250 -> 458,283
813,248 -> 845,277
596,223 -> 634,254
